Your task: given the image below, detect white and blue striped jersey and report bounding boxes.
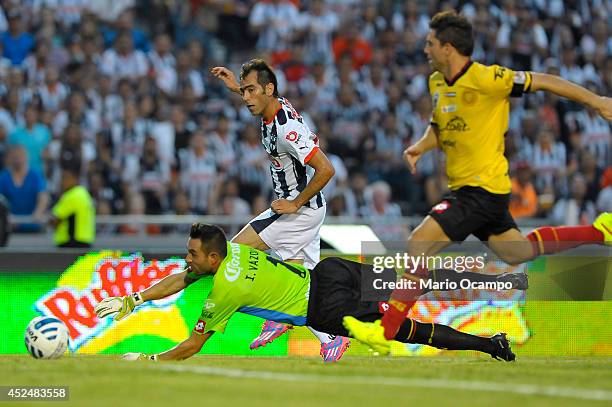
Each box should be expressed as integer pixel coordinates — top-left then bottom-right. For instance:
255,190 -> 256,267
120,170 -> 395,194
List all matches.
260,97 -> 325,209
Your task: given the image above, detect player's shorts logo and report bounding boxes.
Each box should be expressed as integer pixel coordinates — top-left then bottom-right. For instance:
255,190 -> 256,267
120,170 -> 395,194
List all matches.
432,200 -> 450,213
194,319 -> 206,334
268,155 -> 282,169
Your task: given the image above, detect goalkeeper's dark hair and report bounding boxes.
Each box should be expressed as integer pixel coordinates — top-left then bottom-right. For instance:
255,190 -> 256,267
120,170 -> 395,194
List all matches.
190,223 -> 227,257
240,58 -> 279,97
430,11 -> 474,56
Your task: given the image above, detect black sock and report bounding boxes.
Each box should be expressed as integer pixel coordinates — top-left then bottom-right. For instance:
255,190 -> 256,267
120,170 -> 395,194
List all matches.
395,320 -> 495,355
422,269 -> 501,292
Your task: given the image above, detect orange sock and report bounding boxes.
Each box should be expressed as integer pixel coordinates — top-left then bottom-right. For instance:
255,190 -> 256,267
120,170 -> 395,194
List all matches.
527,225 -> 603,258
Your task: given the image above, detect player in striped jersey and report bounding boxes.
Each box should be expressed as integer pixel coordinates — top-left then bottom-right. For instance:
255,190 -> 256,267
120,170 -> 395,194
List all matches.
212,59 -> 350,361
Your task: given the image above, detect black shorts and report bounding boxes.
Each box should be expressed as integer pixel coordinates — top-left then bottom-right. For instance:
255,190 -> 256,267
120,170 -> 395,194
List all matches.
429,186 -> 518,242
306,258 -> 393,337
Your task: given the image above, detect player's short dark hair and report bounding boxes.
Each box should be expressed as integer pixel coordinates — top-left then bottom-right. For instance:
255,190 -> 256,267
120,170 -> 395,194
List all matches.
189,223 -> 228,257
240,58 -> 279,97
430,11 -> 474,56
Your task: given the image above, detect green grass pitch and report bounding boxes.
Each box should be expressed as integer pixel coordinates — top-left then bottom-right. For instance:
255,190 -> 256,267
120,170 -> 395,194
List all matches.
1,354 -> 612,406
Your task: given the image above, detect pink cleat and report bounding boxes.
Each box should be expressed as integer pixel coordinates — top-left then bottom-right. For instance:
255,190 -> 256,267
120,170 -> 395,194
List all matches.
320,336 -> 351,362
250,320 -> 293,350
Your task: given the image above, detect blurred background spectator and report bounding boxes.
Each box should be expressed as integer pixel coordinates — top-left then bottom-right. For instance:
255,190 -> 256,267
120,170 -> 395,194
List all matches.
0,0 -> 607,237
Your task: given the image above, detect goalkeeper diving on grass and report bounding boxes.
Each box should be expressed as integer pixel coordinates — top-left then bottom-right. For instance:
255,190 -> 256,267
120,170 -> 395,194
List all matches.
94,223 -> 519,363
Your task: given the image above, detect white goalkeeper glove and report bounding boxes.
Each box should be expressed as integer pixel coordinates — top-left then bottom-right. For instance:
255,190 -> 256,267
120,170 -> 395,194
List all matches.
94,292 -> 144,321
122,352 -> 157,361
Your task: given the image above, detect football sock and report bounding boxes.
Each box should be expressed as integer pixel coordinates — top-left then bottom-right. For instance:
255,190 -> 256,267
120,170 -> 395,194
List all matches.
380,265 -> 427,341
527,225 -> 603,258
396,319 -> 495,354
307,326 -> 335,344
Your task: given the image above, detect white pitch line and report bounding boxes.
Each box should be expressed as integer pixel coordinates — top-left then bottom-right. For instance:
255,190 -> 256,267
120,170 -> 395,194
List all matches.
153,364 -> 612,402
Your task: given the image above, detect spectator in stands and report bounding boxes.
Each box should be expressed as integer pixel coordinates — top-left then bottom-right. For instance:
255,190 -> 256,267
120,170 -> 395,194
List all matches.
7,103 -> 50,172
53,90 -> 100,141
332,23 -> 373,70
50,161 -> 95,247
179,130 -> 219,215
550,173 -> 597,226
209,115 -> 237,176
0,145 -> 48,232
297,0 -> 339,65
1,10 -> 35,66
360,180 -> 407,241
596,168 -> 612,213
237,124 -> 269,204
249,0 -> 299,53
100,30 -> 148,83
530,125 -> 567,195
509,162 -> 538,219
137,136 -> 170,215
102,8 -> 151,52
37,65 -> 69,113
148,33 -> 176,95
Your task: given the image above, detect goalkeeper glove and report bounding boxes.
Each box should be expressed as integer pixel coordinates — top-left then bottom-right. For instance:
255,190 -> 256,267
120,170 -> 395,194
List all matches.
94,292 -> 144,321
122,352 -> 158,361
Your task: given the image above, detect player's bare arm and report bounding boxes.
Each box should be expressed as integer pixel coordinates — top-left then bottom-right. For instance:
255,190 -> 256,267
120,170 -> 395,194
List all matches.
271,149 -> 335,214
403,124 -> 440,174
157,331 -> 212,361
140,270 -> 192,301
211,66 -> 241,94
530,72 -> 612,121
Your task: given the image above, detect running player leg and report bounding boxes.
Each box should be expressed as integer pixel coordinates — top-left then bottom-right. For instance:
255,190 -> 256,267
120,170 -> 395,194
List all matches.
231,224 -> 271,250
379,216 -> 452,340
395,319 -> 515,361
488,215 -> 608,265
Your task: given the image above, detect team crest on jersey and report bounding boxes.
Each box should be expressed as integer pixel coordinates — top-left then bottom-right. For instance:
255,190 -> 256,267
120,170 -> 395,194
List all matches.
285,131 -> 299,142
462,91 -> 477,105
194,319 -> 206,334
378,301 -> 389,313
432,200 -> 450,213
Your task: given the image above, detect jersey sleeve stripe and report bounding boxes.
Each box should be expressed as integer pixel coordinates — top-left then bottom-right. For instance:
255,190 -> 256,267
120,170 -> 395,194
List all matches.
237,306 -> 307,326
304,146 -> 319,163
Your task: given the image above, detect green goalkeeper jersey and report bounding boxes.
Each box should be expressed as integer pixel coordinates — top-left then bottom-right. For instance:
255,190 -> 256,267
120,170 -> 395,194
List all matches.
192,242 -> 311,335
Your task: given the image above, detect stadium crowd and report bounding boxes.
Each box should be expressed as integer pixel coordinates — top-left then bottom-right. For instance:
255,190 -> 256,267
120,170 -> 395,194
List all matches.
0,0 -> 609,237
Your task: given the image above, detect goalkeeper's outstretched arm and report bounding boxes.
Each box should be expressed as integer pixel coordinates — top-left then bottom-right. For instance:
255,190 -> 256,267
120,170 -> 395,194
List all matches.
140,270 -> 192,301
95,269 -> 198,321
122,331 -> 213,361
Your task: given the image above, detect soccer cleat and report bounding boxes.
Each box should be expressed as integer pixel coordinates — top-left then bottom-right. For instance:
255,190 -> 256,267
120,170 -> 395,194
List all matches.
496,272 -> 529,290
593,212 -> 612,245
320,336 -> 351,363
249,320 -> 293,350
489,332 -> 515,362
342,317 -> 391,356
